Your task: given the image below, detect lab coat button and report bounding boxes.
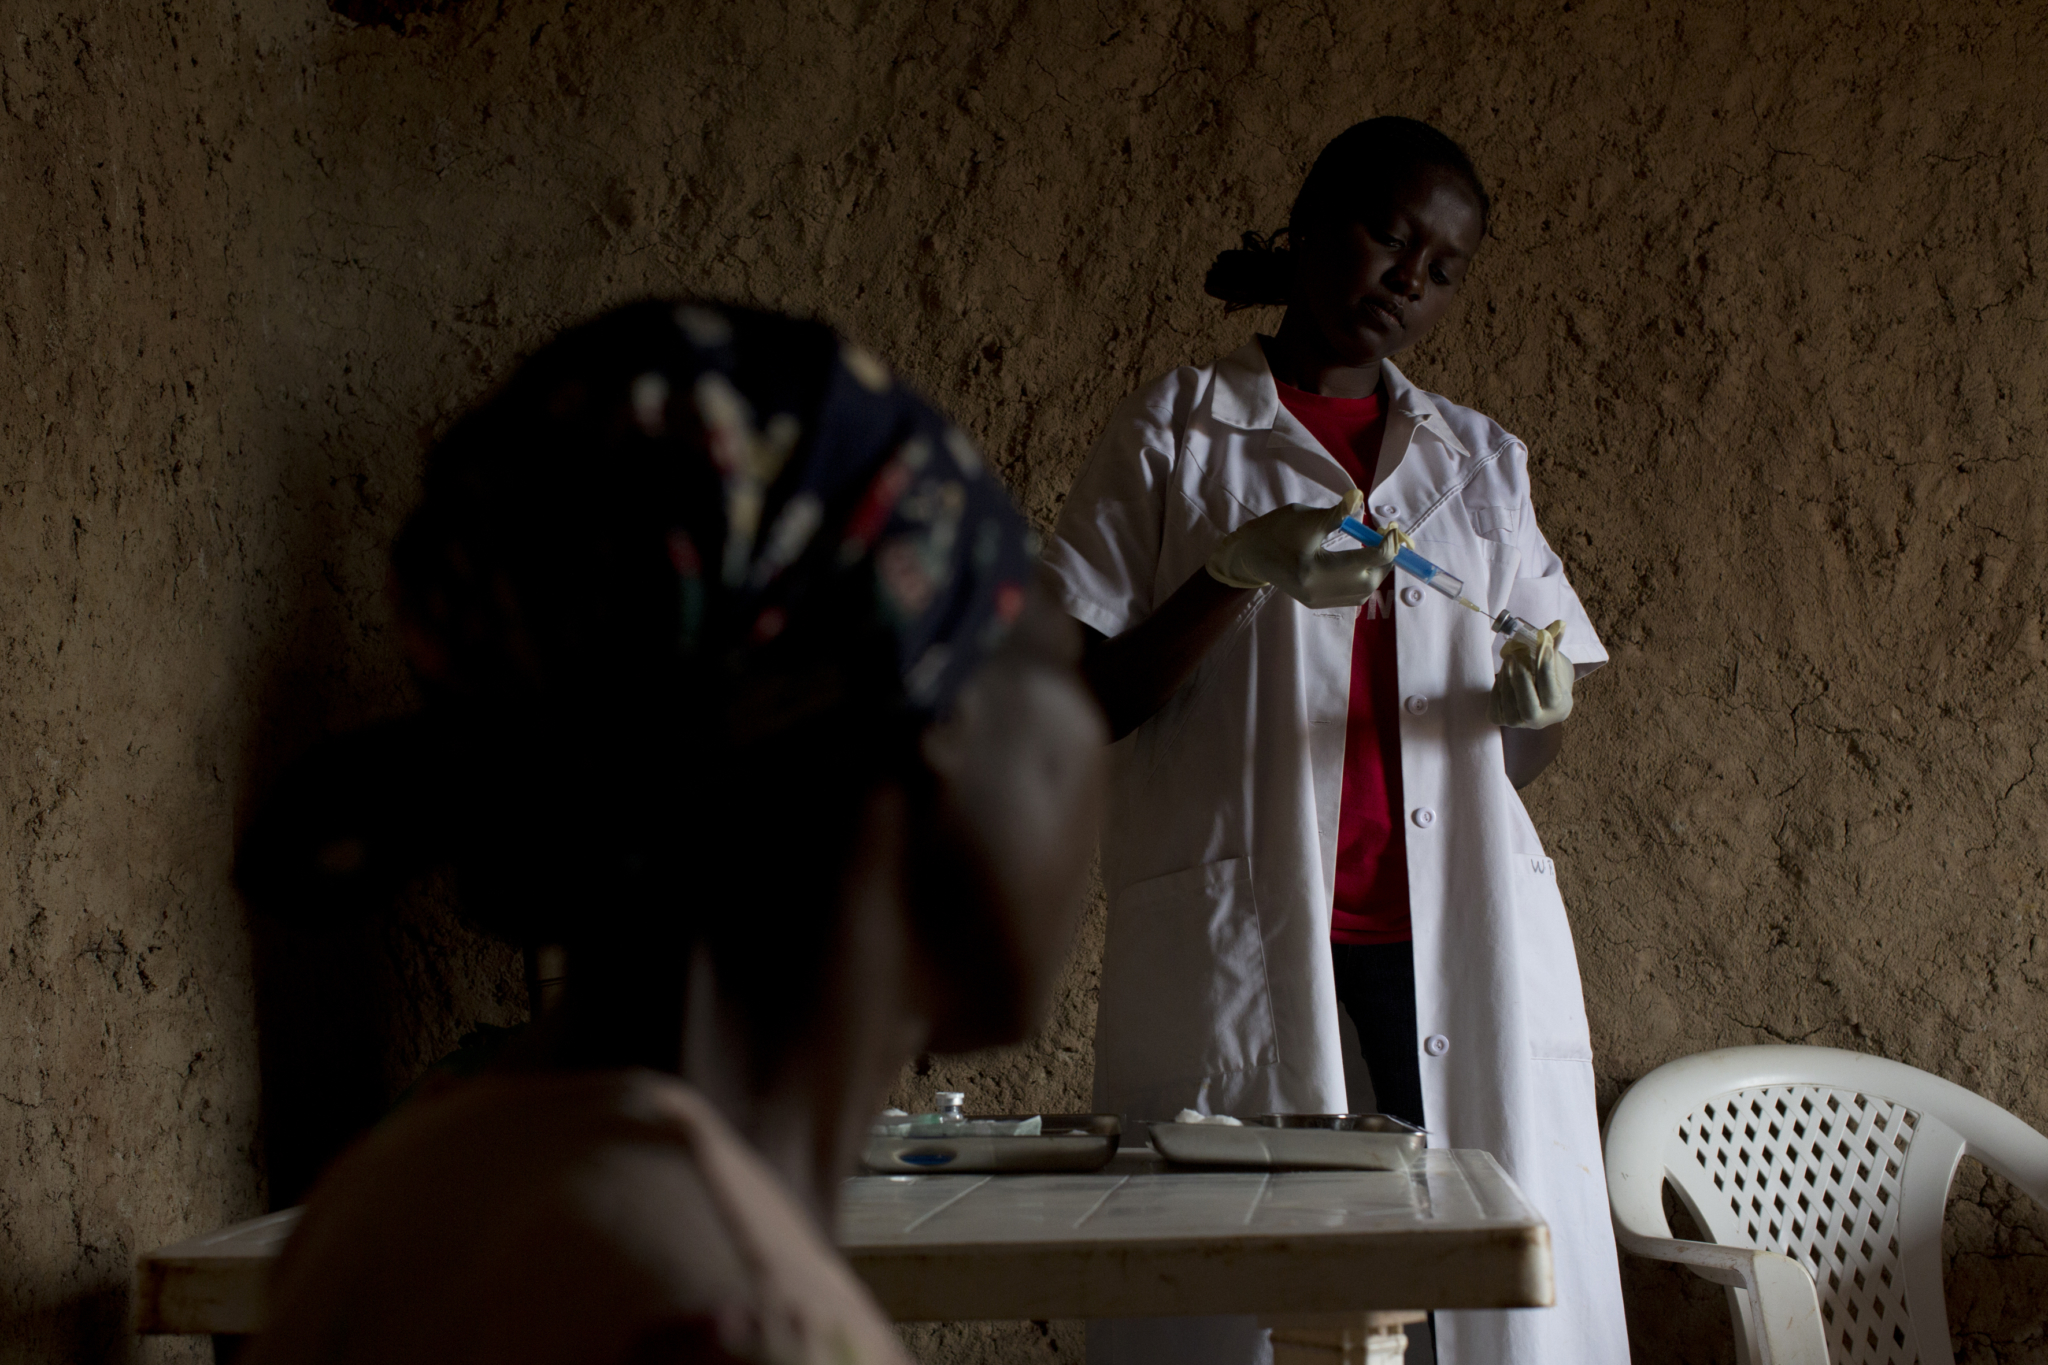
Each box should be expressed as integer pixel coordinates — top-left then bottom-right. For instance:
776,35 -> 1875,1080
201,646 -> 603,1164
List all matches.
1373,504 -> 1398,518
1411,807 -> 1436,828
1400,586 -> 1424,607
1404,695 -> 1428,715
1424,1034 -> 1450,1057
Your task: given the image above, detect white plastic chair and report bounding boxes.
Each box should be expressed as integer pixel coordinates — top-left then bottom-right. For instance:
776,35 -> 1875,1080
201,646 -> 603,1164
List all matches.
1603,1045 -> 2048,1365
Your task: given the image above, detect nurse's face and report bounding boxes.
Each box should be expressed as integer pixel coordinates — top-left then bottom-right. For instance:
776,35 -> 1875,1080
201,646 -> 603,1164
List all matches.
1290,163 -> 1484,369
913,577 -> 1107,1051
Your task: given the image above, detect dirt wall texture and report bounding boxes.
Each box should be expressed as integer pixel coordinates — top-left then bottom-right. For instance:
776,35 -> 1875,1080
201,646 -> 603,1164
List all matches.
5,0 -> 2048,1361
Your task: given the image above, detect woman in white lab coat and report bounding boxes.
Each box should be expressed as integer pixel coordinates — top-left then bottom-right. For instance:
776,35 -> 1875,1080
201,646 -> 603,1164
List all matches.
1046,119 -> 1629,1365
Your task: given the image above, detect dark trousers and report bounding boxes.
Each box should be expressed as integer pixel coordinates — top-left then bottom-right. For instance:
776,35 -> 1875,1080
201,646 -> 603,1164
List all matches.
1333,941 -> 1439,1365
1331,940 -> 1426,1128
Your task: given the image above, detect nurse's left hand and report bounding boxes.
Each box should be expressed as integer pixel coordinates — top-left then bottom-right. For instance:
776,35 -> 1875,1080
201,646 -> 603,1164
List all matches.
1488,620 -> 1574,728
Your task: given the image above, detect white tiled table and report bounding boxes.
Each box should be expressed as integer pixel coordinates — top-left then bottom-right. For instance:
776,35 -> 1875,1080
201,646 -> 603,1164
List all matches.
136,1148 -> 1552,1351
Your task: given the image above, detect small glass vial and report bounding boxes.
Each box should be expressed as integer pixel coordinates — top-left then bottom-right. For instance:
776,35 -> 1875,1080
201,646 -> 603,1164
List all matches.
933,1091 -> 966,1121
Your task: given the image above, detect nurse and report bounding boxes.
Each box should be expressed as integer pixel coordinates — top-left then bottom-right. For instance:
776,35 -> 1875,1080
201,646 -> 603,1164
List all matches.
1046,118 -> 1629,1364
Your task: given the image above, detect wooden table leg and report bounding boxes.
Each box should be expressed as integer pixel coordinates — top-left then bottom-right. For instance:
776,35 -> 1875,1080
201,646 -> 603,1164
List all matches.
1261,1311 -> 1425,1365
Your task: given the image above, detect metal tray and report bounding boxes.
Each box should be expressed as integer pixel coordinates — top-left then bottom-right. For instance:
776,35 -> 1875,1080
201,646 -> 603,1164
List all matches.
861,1113 -> 1122,1175
1147,1113 -> 1425,1170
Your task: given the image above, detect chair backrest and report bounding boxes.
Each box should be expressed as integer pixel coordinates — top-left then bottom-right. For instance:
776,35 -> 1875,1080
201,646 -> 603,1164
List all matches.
1605,1046 -> 2048,1365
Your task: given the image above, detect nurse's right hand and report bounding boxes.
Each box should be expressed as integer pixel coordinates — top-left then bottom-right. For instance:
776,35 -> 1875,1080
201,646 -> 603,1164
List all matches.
1204,489 -> 1407,609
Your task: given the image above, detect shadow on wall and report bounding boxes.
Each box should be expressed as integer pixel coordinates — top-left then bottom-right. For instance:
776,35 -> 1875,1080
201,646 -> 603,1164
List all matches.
232,407 -> 399,1206
231,359 -> 523,1207
0,1283 -> 131,1365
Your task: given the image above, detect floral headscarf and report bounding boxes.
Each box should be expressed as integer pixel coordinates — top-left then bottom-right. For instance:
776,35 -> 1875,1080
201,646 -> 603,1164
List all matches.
243,301 -> 1041,935
395,299 -> 1038,735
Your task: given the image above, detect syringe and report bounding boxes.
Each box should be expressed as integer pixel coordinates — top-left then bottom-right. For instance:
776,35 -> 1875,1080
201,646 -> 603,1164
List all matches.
1338,515 -> 1466,601
1338,515 -> 1547,651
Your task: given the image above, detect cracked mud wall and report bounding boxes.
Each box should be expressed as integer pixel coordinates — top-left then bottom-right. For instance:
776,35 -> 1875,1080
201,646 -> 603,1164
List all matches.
4,1 -> 2048,1361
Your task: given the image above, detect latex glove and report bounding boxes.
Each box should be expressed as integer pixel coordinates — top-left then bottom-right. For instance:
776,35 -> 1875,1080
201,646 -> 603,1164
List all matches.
1205,489 -> 1409,609
1488,619 -> 1574,728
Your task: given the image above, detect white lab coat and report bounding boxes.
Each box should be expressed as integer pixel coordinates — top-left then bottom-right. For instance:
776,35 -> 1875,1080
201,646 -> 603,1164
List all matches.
1046,340 -> 1629,1365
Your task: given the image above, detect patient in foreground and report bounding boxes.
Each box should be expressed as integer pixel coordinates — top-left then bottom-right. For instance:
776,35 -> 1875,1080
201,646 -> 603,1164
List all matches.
240,301 -> 1106,1364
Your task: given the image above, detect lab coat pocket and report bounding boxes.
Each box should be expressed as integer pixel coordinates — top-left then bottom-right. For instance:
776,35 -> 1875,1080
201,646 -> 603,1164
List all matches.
1415,535 -> 1519,619
1469,505 -> 1523,543
1516,856 -> 1594,1061
1097,858 -> 1277,1088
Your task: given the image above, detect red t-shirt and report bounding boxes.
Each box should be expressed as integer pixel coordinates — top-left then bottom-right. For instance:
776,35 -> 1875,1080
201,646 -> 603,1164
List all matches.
1273,380 -> 1411,946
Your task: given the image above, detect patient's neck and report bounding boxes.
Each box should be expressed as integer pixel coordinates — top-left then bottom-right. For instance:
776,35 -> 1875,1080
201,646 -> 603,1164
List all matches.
680,789 -> 927,1230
